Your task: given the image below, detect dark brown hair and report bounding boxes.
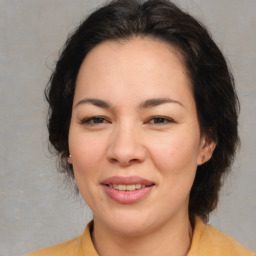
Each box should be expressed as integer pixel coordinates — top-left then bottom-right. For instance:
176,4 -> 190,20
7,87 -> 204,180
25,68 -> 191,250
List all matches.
45,0 -> 239,223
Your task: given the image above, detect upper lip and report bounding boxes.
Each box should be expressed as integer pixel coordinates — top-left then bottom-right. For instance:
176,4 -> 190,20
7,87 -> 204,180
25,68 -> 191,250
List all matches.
101,176 -> 155,186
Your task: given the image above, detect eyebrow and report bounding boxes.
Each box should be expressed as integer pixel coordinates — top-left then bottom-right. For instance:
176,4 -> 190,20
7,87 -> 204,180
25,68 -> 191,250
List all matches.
139,98 -> 184,109
74,97 -> 183,109
75,98 -> 112,109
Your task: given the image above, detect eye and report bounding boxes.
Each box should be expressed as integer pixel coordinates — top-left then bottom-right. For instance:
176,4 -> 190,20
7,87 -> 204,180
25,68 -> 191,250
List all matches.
147,116 -> 174,125
81,116 -> 109,126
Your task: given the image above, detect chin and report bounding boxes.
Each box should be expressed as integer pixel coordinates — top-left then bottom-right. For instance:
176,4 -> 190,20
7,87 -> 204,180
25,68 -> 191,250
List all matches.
100,209 -> 155,236
112,221 -> 151,236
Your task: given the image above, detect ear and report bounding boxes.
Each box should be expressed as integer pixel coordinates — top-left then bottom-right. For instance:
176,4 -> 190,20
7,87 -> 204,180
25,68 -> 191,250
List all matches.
67,154 -> 73,164
197,136 -> 216,166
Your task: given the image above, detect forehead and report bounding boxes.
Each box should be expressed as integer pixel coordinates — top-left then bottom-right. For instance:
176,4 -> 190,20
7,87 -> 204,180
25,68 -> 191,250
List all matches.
75,37 -> 193,105
79,36 -> 187,77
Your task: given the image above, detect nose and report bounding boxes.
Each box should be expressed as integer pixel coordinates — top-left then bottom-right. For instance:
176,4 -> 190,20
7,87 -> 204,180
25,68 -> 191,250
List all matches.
106,123 -> 146,167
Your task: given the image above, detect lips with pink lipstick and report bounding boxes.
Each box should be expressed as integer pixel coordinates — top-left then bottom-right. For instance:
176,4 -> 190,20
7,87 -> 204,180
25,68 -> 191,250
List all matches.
101,176 -> 155,204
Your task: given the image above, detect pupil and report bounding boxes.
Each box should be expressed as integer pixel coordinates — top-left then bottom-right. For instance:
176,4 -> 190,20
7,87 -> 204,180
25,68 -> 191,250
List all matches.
155,118 -> 164,123
94,118 -> 103,123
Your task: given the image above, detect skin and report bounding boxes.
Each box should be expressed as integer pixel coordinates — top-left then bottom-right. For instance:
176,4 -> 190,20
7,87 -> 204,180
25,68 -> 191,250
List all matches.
68,37 -> 215,256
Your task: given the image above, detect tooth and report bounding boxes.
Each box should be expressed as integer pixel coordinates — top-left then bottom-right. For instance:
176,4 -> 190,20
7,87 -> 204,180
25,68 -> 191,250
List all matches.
126,185 -> 135,191
113,184 -> 119,189
135,184 -> 142,189
110,184 -> 148,191
117,185 -> 126,191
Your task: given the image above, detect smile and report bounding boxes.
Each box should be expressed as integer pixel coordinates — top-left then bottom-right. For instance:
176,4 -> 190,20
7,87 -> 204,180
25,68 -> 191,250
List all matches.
107,184 -> 152,191
102,176 -> 155,204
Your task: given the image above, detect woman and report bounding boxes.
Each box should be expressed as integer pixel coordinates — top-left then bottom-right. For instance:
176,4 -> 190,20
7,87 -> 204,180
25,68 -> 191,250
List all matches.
27,0 -> 255,255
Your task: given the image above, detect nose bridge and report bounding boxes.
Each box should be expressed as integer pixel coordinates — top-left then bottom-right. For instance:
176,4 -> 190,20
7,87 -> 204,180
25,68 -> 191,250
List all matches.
107,119 -> 146,166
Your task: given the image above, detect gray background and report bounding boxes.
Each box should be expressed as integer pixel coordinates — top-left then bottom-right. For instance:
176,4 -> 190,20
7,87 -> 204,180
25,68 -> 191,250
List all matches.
0,0 -> 255,255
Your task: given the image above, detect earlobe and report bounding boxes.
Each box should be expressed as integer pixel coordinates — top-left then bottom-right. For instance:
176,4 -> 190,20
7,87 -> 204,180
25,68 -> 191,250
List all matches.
67,154 -> 72,164
197,137 -> 216,166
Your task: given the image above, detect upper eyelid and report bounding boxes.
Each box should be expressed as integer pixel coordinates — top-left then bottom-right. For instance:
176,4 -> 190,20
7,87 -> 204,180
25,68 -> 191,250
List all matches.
147,116 -> 174,122
80,116 -> 110,124
79,115 -> 175,124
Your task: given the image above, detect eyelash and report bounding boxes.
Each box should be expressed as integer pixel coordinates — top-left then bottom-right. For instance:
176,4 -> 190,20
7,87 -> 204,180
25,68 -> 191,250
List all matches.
81,116 -> 109,125
147,116 -> 174,125
81,116 -> 174,126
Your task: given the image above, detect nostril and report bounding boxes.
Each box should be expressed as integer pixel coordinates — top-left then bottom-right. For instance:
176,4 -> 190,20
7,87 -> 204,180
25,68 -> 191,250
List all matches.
108,156 -> 140,166
106,140 -> 146,166
129,158 -> 139,163
109,158 -> 118,164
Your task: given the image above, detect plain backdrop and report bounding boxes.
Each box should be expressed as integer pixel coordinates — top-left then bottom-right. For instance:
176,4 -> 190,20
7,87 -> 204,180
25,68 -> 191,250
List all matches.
0,0 -> 255,255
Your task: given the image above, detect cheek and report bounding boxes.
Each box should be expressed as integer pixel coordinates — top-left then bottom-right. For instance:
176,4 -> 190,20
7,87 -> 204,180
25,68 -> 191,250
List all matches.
69,133 -> 108,209
150,135 -> 198,169
69,133 -> 107,176
149,134 -> 200,204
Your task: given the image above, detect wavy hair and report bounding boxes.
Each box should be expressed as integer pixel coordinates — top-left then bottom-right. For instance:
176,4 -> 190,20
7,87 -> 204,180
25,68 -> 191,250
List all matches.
45,0 -> 240,223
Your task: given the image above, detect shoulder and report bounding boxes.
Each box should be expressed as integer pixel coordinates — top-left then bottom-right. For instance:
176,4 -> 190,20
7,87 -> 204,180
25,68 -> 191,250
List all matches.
188,217 -> 255,256
25,235 -> 82,256
25,221 -> 98,256
202,224 -> 255,255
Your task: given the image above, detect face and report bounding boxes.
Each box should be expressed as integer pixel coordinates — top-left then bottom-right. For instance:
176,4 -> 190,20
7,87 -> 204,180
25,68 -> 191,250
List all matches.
68,37 -> 214,236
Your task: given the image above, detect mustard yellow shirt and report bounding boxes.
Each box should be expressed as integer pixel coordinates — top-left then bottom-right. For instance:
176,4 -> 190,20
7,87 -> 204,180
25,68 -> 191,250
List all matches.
26,218 -> 255,256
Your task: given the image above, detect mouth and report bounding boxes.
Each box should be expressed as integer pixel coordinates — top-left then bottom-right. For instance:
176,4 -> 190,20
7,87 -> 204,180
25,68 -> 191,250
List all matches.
101,176 -> 155,204
105,184 -> 154,191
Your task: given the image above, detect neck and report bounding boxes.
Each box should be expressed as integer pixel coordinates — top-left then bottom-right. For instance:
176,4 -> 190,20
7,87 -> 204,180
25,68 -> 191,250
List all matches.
92,215 -> 192,256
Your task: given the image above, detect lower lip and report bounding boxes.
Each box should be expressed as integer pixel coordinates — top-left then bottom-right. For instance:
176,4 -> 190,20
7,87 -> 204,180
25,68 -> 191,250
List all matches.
103,185 -> 154,204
